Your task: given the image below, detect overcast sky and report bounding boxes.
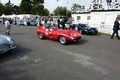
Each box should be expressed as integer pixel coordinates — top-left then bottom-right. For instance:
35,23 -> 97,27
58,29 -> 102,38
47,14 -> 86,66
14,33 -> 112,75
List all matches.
1,0 -> 110,13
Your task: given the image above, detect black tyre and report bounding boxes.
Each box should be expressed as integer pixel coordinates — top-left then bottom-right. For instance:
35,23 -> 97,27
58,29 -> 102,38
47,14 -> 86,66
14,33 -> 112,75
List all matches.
94,31 -> 98,35
59,36 -> 68,45
38,33 -> 44,39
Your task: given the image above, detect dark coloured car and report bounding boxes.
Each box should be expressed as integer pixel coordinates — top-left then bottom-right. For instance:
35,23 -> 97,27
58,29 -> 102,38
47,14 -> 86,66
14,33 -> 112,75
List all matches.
73,23 -> 98,35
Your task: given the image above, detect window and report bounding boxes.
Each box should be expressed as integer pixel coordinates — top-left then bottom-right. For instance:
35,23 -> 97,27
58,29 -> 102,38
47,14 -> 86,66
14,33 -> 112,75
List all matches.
77,16 -> 81,20
87,16 -> 91,20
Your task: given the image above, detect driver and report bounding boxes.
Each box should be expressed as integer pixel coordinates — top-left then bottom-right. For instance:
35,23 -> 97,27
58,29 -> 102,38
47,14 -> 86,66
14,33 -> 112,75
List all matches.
45,18 -> 53,35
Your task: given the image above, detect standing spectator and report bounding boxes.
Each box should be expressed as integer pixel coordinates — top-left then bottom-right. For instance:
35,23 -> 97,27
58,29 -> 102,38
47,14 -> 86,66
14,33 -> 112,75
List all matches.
36,18 -> 40,27
41,17 -> 45,26
16,17 -> 20,26
9,18 -> 13,24
39,17 -> 41,26
61,18 -> 65,29
23,17 -> 27,26
57,18 -> 60,29
111,17 -> 120,40
4,19 -> 11,35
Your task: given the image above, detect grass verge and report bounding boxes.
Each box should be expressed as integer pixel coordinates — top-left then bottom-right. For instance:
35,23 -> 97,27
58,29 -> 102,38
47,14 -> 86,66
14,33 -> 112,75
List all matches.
98,32 -> 117,39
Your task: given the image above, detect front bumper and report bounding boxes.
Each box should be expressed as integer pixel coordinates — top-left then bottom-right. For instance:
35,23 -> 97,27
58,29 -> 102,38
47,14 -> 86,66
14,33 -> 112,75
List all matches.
0,44 -> 16,54
68,37 -> 81,42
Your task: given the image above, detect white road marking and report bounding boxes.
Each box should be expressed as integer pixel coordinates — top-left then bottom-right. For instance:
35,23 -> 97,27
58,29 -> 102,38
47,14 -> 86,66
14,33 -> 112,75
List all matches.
54,47 -> 108,75
20,56 -> 28,60
34,59 -> 41,63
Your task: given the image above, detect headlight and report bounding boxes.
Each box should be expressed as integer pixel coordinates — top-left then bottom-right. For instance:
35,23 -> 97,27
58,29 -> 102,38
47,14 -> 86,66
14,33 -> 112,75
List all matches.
10,38 -> 15,44
70,33 -> 76,40
70,36 -> 74,40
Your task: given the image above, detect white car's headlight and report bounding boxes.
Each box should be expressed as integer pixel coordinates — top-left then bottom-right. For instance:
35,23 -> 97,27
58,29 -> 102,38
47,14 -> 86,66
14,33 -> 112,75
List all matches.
10,38 -> 15,44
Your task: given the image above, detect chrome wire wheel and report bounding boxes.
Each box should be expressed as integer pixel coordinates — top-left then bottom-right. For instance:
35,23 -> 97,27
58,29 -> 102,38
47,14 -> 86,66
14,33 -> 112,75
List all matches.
38,33 -> 44,39
59,36 -> 68,45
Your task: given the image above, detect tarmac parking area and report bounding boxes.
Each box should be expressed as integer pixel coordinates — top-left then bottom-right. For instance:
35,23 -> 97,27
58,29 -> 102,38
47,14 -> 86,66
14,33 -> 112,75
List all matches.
0,23 -> 120,80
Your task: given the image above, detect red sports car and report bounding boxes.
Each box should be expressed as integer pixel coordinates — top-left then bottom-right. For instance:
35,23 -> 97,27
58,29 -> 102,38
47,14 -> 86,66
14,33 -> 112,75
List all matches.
36,26 -> 81,45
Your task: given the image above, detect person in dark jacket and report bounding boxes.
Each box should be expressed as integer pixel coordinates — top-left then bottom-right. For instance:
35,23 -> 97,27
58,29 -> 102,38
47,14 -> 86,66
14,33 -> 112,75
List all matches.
61,18 -> 65,29
57,18 -> 60,29
111,17 -> 120,40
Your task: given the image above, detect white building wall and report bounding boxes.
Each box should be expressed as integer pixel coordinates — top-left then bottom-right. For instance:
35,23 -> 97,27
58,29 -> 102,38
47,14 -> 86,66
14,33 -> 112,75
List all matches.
72,14 -> 80,23
72,13 -> 91,24
72,11 -> 120,35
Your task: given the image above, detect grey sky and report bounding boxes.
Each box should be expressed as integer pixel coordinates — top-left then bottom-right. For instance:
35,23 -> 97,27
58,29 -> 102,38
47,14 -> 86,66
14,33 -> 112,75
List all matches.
1,0 -> 113,13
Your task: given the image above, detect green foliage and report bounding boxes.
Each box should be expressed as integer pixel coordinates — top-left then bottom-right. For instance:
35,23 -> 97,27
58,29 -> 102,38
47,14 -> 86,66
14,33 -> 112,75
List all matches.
31,0 -> 44,15
0,3 -> 4,16
0,0 -> 71,17
0,0 -> 19,15
42,8 -> 50,16
19,0 -> 33,14
12,5 -> 19,14
53,6 -> 71,17
4,0 -> 14,15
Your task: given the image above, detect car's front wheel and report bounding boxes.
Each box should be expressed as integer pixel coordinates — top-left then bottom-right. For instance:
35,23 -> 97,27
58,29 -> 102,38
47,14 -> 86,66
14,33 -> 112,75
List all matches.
38,33 -> 44,39
59,36 -> 68,45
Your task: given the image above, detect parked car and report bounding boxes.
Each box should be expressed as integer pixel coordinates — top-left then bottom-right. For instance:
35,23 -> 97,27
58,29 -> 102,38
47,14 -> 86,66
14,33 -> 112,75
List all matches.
0,18 -> 2,23
73,23 -> 98,35
0,34 -> 16,54
36,25 -> 81,45
18,20 -> 24,25
27,19 -> 37,26
65,21 -> 73,29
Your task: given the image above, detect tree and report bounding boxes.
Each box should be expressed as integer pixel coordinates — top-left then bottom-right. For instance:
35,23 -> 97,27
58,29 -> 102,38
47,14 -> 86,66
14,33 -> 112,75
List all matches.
31,0 -> 44,15
12,5 -> 19,14
42,8 -> 50,16
0,0 -> 50,16
53,6 -> 71,17
19,0 -> 45,15
19,0 -> 33,14
0,3 -> 5,16
4,0 -> 14,15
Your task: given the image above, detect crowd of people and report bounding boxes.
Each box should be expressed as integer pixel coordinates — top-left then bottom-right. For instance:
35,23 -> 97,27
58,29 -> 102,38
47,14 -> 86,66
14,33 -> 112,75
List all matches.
1,16 -> 73,35
2,15 -> 120,40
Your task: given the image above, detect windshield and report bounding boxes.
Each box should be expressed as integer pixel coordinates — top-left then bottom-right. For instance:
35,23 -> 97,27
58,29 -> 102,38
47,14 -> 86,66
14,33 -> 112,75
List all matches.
77,24 -> 90,29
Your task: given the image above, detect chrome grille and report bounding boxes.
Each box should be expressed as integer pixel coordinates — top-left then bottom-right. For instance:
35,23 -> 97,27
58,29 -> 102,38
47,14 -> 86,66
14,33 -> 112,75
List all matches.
0,44 -> 10,51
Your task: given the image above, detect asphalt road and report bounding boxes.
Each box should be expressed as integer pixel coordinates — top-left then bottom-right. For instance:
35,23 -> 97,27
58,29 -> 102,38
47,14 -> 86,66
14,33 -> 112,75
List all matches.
0,23 -> 120,80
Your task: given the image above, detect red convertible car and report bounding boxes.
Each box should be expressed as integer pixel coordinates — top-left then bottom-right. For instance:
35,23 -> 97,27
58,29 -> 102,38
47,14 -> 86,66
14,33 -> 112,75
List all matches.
36,26 -> 81,45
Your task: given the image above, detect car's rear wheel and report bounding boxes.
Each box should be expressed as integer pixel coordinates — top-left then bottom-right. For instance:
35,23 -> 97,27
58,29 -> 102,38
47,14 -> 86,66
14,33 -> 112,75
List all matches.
38,33 -> 44,39
59,36 -> 68,45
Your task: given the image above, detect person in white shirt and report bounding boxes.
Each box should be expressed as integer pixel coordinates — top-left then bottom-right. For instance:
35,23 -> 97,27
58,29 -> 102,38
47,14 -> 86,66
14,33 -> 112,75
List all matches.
5,19 -> 11,35
23,17 -> 27,26
16,17 -> 20,26
36,18 -> 40,27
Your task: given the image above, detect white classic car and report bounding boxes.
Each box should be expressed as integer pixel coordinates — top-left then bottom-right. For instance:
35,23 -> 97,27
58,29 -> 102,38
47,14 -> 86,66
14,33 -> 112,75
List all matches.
0,34 -> 16,54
